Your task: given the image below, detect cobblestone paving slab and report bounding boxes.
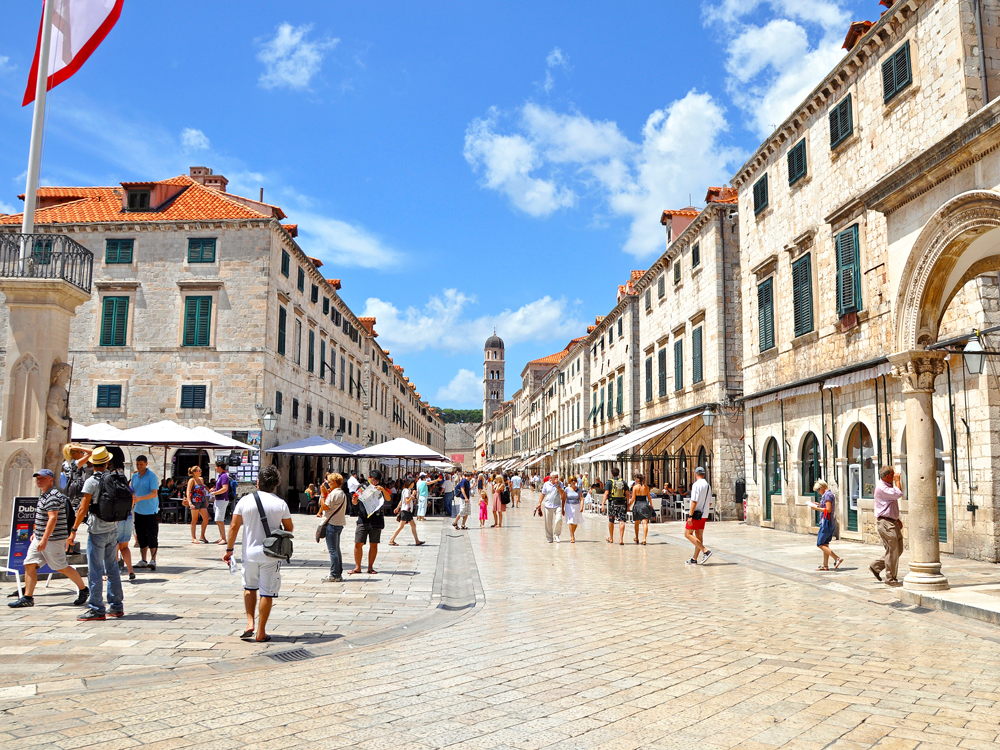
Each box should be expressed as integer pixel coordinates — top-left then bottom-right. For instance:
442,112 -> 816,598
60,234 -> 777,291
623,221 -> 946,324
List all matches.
5,494 -> 1000,748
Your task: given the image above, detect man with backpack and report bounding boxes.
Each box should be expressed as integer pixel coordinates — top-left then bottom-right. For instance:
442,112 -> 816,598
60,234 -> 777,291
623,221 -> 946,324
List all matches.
8,469 -> 89,609
67,446 -> 133,621
602,467 -> 629,545
210,458 -> 235,545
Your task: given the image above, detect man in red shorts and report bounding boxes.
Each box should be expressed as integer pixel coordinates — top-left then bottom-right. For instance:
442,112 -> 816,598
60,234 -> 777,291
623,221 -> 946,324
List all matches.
684,467 -> 713,564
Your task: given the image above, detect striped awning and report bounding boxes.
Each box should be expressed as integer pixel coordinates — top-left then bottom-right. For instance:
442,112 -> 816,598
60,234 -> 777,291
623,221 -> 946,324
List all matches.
823,362 -> 892,389
745,382 -> 820,409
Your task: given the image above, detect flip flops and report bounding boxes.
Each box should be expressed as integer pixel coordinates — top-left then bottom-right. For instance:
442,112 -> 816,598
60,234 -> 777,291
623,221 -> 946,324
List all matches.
239,629 -> 254,639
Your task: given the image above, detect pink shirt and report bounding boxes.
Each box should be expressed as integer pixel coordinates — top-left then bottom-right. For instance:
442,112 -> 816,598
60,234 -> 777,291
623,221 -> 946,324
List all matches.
873,480 -> 902,520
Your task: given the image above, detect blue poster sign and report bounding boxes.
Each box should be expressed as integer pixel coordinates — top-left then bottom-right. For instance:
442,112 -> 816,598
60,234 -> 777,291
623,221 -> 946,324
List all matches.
6,496 -> 54,577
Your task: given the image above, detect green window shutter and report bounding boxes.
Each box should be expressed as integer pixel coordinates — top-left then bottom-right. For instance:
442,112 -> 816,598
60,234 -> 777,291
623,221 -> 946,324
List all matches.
32,239 -> 52,265
792,254 -> 814,337
758,279 -> 774,352
788,140 -> 807,185
673,261 -> 681,284
320,340 -> 326,378
882,41 -> 912,103
277,306 -> 286,355
188,239 -> 216,263
836,225 -> 861,317
106,239 -> 133,264
599,387 -> 605,420
100,296 -> 129,346
645,357 -> 653,402
275,391 -> 283,414
180,385 -> 206,409
658,348 -> 667,396
607,381 -> 613,417
281,250 -> 290,277
692,243 -> 700,268
753,174 -> 769,214
692,327 -> 703,384
657,275 -> 665,298
297,267 -> 305,292
308,330 -> 315,372
674,339 -> 683,390
183,296 -> 212,347
96,385 -> 121,408
830,96 -> 853,148
616,375 -> 623,414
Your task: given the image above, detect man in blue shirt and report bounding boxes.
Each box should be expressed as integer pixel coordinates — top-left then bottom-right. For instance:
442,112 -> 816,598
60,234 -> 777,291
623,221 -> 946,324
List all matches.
130,455 -> 160,571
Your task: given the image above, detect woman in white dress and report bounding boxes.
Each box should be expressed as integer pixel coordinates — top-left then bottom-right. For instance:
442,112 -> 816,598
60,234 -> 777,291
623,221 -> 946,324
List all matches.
389,479 -> 424,546
564,475 -> 583,543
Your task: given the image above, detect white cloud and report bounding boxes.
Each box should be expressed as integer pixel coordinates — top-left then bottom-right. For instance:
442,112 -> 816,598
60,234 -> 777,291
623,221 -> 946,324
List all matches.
435,369 -> 482,406
361,290 -> 583,354
294,210 -> 401,269
464,92 -> 742,257
0,56 -> 12,74
543,47 -> 569,93
180,127 -> 210,151
0,199 -> 15,215
257,23 -> 339,91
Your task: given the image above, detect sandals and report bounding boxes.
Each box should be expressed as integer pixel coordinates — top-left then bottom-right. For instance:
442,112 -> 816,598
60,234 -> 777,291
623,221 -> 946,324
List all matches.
388,541 -> 399,546
833,557 -> 844,570
239,629 -> 255,639
816,566 -> 829,571
415,541 -> 426,546
606,537 -> 613,544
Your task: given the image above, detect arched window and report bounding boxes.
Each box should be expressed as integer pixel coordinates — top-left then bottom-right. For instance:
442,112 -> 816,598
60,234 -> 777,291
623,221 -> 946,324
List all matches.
801,432 -> 821,524
677,448 -> 688,491
764,437 -> 781,521
696,445 -> 708,484
845,423 -> 875,532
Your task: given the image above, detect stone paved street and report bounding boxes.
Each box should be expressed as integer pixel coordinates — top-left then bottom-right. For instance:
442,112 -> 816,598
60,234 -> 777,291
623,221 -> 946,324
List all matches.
4,492 -> 1000,748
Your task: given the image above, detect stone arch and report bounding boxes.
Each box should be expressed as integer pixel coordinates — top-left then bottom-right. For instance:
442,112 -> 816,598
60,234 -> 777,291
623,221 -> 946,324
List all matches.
895,189 -> 1000,348
6,353 -> 41,441
3,451 -> 34,503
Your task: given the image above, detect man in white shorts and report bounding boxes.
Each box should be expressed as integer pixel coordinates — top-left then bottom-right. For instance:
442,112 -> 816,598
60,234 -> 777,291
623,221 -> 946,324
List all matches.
223,465 -> 292,643
510,473 -> 522,507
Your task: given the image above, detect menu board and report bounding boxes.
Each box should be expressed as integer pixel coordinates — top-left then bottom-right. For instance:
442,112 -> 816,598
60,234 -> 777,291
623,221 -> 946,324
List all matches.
6,497 -> 55,577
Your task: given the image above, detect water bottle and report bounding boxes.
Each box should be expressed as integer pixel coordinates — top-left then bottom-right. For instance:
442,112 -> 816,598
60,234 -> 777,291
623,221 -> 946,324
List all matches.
229,555 -> 237,575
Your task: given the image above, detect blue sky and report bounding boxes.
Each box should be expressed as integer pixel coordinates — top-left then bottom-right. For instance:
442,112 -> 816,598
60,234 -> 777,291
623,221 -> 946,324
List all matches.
0,0 -> 868,408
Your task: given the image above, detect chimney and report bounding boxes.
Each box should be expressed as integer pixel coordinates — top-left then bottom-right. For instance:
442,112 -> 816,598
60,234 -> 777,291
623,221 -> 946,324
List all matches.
189,166 -> 228,193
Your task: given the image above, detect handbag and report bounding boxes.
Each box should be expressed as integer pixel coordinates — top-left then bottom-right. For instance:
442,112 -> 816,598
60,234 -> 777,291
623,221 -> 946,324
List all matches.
254,491 -> 294,562
501,489 -> 511,505
315,494 -> 346,542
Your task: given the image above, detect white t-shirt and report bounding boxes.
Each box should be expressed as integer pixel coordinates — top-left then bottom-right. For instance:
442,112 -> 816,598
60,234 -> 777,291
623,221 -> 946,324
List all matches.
234,491 -> 292,563
541,481 -> 562,509
347,476 -> 360,495
511,475 -> 521,489
442,478 -> 455,493
400,488 -> 414,512
690,478 -> 711,516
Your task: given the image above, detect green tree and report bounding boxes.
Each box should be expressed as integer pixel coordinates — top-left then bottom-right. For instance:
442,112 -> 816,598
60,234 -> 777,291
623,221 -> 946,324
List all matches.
435,408 -> 482,424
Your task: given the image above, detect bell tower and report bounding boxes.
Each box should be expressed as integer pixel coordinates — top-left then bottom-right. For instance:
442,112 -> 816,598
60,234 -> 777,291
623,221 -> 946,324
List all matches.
483,331 -> 505,421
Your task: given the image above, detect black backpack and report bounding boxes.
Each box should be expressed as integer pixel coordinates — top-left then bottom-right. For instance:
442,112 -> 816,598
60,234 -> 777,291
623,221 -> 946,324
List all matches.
66,461 -> 86,504
227,474 -> 238,505
91,470 -> 134,523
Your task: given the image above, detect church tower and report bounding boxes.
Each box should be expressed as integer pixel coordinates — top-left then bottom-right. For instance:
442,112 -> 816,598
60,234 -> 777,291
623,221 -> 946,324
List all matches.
483,331 -> 505,421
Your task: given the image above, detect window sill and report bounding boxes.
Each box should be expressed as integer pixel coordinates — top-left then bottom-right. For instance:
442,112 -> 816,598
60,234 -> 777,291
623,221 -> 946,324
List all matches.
883,82 -> 919,116
757,346 -> 779,362
788,172 -> 812,192
830,131 -> 860,160
791,330 -> 818,348
691,380 -> 706,391
754,204 -> 773,222
691,266 -> 702,278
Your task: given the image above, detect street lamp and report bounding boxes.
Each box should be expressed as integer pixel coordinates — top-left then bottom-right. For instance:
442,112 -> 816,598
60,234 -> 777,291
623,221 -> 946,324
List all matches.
701,406 -> 716,427
334,429 -> 345,443
262,408 -> 277,432
964,335 -> 986,375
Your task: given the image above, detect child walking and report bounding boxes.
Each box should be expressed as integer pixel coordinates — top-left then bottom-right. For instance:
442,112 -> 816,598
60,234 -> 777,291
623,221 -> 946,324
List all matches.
479,491 -> 489,528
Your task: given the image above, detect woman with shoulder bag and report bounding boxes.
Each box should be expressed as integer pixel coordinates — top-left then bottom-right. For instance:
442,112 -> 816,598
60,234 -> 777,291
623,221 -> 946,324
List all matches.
809,480 -> 844,571
186,466 -> 210,544
630,474 -> 655,545
389,480 -> 425,546
318,473 -> 349,582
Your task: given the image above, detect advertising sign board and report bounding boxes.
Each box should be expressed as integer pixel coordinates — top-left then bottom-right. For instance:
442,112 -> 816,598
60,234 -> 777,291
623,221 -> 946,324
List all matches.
6,496 -> 54,577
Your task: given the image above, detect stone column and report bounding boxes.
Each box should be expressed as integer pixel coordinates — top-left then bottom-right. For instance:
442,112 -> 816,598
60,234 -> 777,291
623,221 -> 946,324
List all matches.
889,349 -> 949,592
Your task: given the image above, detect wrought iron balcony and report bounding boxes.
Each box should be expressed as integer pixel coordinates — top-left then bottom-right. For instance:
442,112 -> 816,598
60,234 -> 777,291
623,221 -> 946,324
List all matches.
0,233 -> 93,293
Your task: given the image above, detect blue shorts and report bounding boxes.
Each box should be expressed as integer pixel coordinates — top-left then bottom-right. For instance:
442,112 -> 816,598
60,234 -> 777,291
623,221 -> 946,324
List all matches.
117,516 -> 134,544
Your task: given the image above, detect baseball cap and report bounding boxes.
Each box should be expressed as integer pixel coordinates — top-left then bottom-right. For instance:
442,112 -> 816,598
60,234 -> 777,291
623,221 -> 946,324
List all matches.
695,466 -> 706,475
32,468 -> 55,478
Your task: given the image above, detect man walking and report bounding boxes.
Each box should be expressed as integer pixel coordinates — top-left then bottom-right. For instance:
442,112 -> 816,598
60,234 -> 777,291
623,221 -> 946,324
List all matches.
454,472 -> 472,530
210,458 -> 231,545
870,466 -> 904,585
130,455 -> 159,572
67,446 -> 125,621
536,471 -> 566,543
442,472 -> 455,518
602,467 -> 629,545
684,467 -> 713,564
351,469 -> 388,575
223,465 -> 292,643
510,472 -> 522,507
8,469 -> 89,609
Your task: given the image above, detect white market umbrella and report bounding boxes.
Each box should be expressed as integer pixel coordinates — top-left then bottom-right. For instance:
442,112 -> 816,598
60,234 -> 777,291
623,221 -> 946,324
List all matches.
266,435 -> 356,456
189,426 -> 256,451
71,422 -> 126,443
352,437 -> 447,461
113,420 -> 236,448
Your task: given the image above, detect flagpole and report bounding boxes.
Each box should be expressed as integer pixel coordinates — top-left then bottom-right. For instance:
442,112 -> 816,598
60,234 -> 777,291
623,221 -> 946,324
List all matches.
21,0 -> 55,252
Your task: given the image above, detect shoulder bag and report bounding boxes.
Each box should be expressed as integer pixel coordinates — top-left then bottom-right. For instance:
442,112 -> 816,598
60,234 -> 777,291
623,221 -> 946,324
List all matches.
254,491 -> 294,561
316,491 -> 346,542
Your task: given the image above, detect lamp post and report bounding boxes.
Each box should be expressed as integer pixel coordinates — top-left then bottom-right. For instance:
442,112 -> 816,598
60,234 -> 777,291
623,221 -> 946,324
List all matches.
262,409 -> 277,432
963,336 -> 985,375
701,406 -> 716,427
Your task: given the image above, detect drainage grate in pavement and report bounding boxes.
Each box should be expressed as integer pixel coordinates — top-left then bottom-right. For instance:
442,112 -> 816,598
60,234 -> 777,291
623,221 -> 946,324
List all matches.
266,648 -> 316,663
887,601 -> 909,609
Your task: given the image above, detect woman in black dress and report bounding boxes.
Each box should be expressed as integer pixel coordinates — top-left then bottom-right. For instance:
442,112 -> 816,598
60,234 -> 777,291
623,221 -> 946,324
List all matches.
630,474 -> 654,545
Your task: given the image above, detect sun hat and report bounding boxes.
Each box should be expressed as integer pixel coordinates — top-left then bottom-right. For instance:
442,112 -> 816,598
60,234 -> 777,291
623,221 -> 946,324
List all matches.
89,446 -> 113,465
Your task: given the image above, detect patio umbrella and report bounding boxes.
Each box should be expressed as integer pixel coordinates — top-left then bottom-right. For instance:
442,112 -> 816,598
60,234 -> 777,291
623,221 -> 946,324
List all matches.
266,435 -> 356,456
189,426 -> 256,451
70,422 -> 126,443
353,437 -> 447,461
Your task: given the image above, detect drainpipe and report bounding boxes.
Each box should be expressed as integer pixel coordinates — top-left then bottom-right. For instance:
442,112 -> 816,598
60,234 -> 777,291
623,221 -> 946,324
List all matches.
719,208 -> 731,397
974,0 -> 990,105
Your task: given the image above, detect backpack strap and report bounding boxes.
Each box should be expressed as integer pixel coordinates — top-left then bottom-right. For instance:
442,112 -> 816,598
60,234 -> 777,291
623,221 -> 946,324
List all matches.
253,491 -> 272,537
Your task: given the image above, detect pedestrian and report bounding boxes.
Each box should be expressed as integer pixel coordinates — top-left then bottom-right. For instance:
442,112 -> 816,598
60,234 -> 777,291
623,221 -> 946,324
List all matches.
454,472 -> 472,530
223,464 -> 292,643
564,475 -> 583,543
389,480 -> 425,546
491,473 -> 505,528
346,471 -> 360,496
130,455 -> 160,572
416,472 -> 429,521
210,458 -> 232,545
478,490 -> 489,528
602,467 -> 629,545
319,472 -> 347,582
350,469 -> 389,575
809,480 -> 844,571
510,472 -> 522,507
61,443 -> 92,512
684,467 -> 713,564
186,465 -> 210,544
631,473 -> 654,545
870,466 -> 904,585
8,469 -> 89,609
116,499 -> 136,582
536,471 -> 566,543
68,446 -> 126,621
442,472 -> 456,517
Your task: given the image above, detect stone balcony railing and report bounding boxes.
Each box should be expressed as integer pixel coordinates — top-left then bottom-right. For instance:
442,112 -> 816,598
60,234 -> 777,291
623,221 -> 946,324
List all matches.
0,233 -> 93,294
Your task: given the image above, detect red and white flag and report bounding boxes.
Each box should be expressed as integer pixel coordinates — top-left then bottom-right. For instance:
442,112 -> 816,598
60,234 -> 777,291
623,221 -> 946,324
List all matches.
22,0 -> 124,106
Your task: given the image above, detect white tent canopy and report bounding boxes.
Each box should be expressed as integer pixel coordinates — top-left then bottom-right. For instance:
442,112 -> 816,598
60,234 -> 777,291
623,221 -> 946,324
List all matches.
110,420 -> 252,449
353,437 -> 447,461
189,426 -> 255,451
265,435 -> 356,456
574,413 -> 699,464
71,422 -> 126,443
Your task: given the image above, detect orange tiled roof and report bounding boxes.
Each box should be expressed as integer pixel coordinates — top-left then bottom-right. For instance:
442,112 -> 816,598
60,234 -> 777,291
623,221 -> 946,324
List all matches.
307,256 -> 323,268
843,20 -> 874,50
705,186 -> 738,204
358,317 -> 377,336
660,206 -> 701,225
587,325 -> 597,334
630,270 -> 645,281
282,223 -> 298,237
327,278 -> 342,290
595,315 -> 605,324
528,351 -> 568,366
1,175 -> 274,226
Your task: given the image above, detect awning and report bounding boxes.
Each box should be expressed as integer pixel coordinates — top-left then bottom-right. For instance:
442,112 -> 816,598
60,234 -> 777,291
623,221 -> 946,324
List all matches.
266,435 -> 356,456
524,455 -> 544,468
71,422 -> 126,443
745,382 -> 820,409
353,437 -> 448,461
574,413 -> 699,463
823,362 -> 892,389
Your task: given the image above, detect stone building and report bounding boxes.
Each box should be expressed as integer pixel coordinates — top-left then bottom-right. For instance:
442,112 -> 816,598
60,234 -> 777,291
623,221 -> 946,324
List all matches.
445,422 -> 478,470
0,168 -> 443,500
733,0 -> 1000,584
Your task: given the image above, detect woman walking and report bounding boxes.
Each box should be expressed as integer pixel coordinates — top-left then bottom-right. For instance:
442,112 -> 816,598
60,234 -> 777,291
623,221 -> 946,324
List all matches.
389,480 -> 425,546
631,474 -> 655,545
186,465 -> 210,544
491,473 -> 506,528
810,480 -> 844,570
564,475 -> 583,543
319,473 -> 348,582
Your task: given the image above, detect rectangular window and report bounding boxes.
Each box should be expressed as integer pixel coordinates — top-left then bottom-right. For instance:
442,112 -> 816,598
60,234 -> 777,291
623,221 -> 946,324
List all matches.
599,386 -> 605,421
792,254 -> 814,337
645,357 -> 653,403
835,225 -> 862,317
307,329 -> 315,372
277,306 -> 287,356
618,318 -> 623,337
280,250 -> 290,277
180,385 -> 206,410
96,384 -> 121,409
320,340 -> 326,379
616,375 -> 623,414
306,404 -> 312,423
657,275 -> 665,298
788,139 -> 807,185
829,95 -> 853,149
32,238 -> 52,265
349,363 -> 354,396
645,288 -> 651,311
339,416 -> 346,432
100,296 -> 129,346
323,297 -> 330,315
331,350 -> 337,386
127,190 -> 150,211
658,347 -> 667,397
318,409 -> 324,427
753,174 -> 769,215
275,391 -> 283,415
105,239 -> 133,264
310,284 -> 319,304
607,380 -> 613,418
340,357 -> 345,390
758,278 -> 775,352
882,41 -> 912,104
692,242 -> 700,269
297,267 -> 305,292
182,296 -> 212,347
674,339 -> 684,391
692,327 -> 703,384
294,320 -> 302,365
292,398 -> 299,420
187,238 -> 216,263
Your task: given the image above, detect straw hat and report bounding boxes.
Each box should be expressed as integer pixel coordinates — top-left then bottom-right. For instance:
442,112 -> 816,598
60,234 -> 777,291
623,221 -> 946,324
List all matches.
89,446 -> 112,465
62,442 -> 88,461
